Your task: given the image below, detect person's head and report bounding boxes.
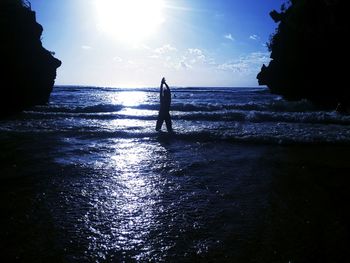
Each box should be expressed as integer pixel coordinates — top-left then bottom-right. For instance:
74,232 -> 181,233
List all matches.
162,77 -> 166,83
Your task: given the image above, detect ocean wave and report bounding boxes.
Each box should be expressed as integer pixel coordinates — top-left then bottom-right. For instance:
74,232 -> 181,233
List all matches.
32,99 -> 315,114
33,104 -> 124,113
70,128 -> 350,145
2,128 -> 349,145
24,108 -> 350,125
3,86 -> 349,146
53,85 -> 267,93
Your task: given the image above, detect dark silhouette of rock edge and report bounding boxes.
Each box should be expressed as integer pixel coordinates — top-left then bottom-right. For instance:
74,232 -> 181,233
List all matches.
0,0 -> 61,117
257,0 -> 348,112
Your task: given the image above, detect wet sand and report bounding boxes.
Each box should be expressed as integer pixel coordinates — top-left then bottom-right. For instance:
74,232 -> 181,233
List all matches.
1,132 -> 350,262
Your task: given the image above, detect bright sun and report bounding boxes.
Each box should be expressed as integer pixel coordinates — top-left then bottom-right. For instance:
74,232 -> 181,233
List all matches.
95,0 -> 165,44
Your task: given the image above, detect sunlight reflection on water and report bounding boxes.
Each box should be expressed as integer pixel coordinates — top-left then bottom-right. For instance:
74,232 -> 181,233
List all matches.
48,137 -> 274,261
109,119 -> 147,131
83,140 -> 166,260
108,91 -> 148,107
118,108 -> 156,116
106,91 -> 156,132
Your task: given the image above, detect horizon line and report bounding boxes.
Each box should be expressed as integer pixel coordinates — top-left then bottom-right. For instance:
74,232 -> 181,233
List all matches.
54,84 -> 267,89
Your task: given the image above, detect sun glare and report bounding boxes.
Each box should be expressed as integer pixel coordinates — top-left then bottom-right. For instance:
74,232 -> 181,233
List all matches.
96,0 -> 165,44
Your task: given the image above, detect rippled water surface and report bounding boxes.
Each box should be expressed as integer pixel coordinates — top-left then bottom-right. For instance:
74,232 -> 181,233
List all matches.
1,86 -> 350,262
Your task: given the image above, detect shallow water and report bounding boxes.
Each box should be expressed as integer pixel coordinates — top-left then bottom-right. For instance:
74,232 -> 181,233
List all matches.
1,86 -> 350,262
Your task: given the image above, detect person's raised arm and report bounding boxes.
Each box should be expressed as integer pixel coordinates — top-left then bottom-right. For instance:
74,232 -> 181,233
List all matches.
160,78 -> 165,97
164,81 -> 169,89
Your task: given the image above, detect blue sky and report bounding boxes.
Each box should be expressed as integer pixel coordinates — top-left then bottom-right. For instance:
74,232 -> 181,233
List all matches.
30,0 -> 285,87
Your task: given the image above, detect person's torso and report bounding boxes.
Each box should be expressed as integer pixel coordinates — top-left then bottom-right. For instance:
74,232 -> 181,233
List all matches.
161,88 -> 171,108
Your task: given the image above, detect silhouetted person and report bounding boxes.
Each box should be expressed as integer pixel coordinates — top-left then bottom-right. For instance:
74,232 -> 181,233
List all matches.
156,77 -> 173,132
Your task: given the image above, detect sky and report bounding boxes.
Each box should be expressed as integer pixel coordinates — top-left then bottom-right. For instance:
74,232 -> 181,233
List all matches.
30,0 -> 286,87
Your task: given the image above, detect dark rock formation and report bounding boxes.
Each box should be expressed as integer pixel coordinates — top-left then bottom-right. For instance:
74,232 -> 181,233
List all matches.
0,0 -> 61,117
257,0 -> 348,110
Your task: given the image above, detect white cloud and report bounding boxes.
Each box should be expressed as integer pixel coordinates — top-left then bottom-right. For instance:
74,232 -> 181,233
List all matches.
249,34 -> 260,41
245,52 -> 270,64
218,62 -> 248,73
207,58 -> 217,66
224,33 -> 234,41
172,56 -> 192,70
188,48 -> 206,62
178,60 -> 192,70
140,44 -> 151,50
113,56 -> 123,62
154,44 -> 177,54
125,60 -> 139,69
217,52 -> 270,75
81,45 -> 92,50
149,47 -> 214,71
149,54 -> 160,59
188,48 -> 202,55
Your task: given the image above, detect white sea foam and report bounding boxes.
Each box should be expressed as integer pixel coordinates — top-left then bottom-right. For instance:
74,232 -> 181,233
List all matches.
1,86 -> 349,144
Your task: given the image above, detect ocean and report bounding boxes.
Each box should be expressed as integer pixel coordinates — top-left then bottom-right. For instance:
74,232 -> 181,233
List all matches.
1,86 -> 350,262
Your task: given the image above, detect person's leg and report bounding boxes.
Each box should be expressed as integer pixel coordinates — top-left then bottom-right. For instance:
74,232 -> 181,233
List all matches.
165,111 -> 173,132
156,111 -> 164,131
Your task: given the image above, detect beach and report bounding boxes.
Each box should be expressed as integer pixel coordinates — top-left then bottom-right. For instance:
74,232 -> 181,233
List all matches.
1,86 -> 350,262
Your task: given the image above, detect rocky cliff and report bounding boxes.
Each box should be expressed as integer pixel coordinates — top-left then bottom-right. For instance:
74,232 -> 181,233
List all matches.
0,0 -> 61,117
257,0 -> 348,111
